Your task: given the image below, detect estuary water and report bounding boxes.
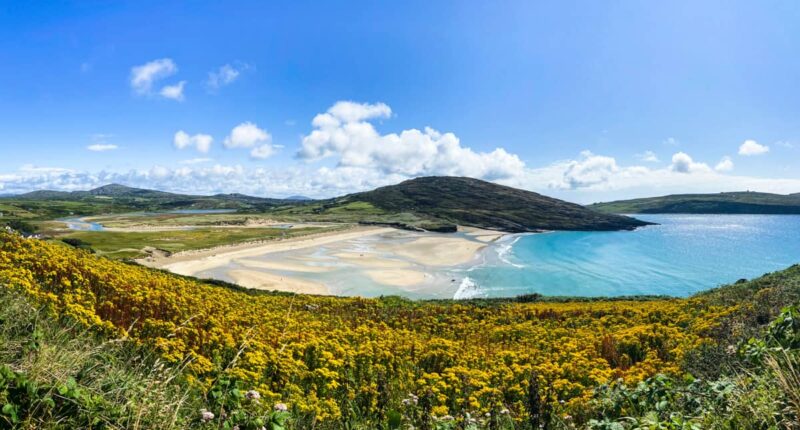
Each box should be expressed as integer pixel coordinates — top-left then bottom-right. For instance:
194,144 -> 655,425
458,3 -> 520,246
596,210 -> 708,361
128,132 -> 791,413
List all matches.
459,214 -> 800,299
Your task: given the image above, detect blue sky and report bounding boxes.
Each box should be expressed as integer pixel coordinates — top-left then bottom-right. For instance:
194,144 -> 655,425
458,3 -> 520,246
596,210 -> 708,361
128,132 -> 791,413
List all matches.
1,1 -> 799,202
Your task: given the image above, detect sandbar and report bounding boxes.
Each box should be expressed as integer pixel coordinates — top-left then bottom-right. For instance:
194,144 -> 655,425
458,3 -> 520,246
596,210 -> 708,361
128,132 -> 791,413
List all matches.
140,224 -> 506,296
227,269 -> 329,295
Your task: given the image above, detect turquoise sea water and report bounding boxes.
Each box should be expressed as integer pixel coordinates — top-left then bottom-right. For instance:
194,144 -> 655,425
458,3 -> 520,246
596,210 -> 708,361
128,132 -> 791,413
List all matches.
459,214 -> 800,299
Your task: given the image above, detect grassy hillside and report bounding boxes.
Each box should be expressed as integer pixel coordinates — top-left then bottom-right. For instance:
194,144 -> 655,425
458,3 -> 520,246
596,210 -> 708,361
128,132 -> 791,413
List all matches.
0,288 -> 199,429
271,177 -> 650,232
590,191 -> 800,214
0,184 -> 293,226
3,178 -> 650,236
2,231 -> 799,428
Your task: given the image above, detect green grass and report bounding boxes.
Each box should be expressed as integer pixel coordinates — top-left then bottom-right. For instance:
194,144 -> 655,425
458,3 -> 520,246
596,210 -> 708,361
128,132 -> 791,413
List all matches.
0,288 -> 198,429
323,201 -> 384,214
2,199 -> 121,220
85,213 -> 284,228
59,226 -> 334,259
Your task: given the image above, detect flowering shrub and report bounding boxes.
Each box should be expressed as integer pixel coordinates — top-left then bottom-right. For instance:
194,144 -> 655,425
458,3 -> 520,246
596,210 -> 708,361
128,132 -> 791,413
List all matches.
0,232 -> 734,427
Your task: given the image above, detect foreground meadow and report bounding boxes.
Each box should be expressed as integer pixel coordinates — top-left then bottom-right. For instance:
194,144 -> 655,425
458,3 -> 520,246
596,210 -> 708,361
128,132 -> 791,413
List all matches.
1,231 -> 798,429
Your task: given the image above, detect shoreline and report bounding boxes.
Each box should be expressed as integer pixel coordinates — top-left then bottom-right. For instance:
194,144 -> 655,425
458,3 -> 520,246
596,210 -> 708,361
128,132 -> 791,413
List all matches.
139,225 -> 509,296
138,225 -> 391,269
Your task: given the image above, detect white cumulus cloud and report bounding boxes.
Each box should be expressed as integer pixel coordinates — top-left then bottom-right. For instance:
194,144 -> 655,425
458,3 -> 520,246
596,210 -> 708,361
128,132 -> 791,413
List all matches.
3,154 -> 800,203
224,122 -> 270,148
670,152 -> 711,174
3,102 -> 800,203
297,101 -> 525,180
739,139 -> 769,156
715,156 -> 734,172
559,151 -> 620,189
174,131 -> 213,153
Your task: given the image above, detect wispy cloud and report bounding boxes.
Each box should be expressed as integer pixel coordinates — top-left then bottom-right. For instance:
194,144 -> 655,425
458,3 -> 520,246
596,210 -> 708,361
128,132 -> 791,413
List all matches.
86,134 -> 117,151
87,144 -> 118,152
130,58 -> 186,101
179,157 -> 213,165
130,58 -> 177,94
636,151 -> 659,163
160,81 -> 186,101
663,137 -> 680,146
206,64 -> 245,90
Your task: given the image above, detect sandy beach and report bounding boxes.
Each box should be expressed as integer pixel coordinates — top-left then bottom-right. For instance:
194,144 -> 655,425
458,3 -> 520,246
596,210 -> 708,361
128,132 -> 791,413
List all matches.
228,269 -> 330,295
140,226 -> 395,273
140,225 -> 506,296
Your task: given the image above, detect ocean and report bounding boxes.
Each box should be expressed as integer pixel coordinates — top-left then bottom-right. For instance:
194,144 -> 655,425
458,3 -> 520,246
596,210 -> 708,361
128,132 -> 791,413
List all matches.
457,214 -> 800,299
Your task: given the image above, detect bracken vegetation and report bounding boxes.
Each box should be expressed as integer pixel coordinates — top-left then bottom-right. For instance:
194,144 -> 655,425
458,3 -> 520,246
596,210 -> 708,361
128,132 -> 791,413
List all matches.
1,230 -> 799,429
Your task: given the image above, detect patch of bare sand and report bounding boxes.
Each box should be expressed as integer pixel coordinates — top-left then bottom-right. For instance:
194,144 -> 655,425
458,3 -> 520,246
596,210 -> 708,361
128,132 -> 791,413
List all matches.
236,258 -> 335,273
460,226 -> 505,243
332,252 -> 411,269
364,269 -> 429,287
144,226 -> 394,276
227,269 -> 329,295
376,235 -> 486,266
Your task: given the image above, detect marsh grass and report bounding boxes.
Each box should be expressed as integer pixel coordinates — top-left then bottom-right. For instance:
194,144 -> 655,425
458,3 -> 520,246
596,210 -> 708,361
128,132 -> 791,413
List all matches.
768,351 -> 800,428
58,225 -> 331,259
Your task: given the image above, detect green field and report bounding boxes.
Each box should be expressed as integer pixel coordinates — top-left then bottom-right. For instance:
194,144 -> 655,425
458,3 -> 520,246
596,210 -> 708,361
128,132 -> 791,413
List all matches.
85,212 -> 296,228
59,226 -> 336,259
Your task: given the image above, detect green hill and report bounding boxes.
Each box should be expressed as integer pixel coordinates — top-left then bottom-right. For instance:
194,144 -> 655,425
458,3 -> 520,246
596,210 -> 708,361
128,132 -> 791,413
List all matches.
4,178 -> 649,233
1,184 -> 292,222
273,176 -> 650,232
14,183 -> 288,208
590,191 -> 800,214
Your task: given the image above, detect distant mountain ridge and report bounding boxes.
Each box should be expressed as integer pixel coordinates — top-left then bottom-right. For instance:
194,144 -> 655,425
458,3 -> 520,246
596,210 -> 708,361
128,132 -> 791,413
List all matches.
86,183 -> 176,198
5,178 -> 649,232
590,191 -> 800,214
8,183 -> 293,211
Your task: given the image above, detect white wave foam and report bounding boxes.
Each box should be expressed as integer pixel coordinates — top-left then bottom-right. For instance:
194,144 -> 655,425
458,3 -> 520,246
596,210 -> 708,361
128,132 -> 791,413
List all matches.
496,235 -> 525,268
453,276 -> 485,300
